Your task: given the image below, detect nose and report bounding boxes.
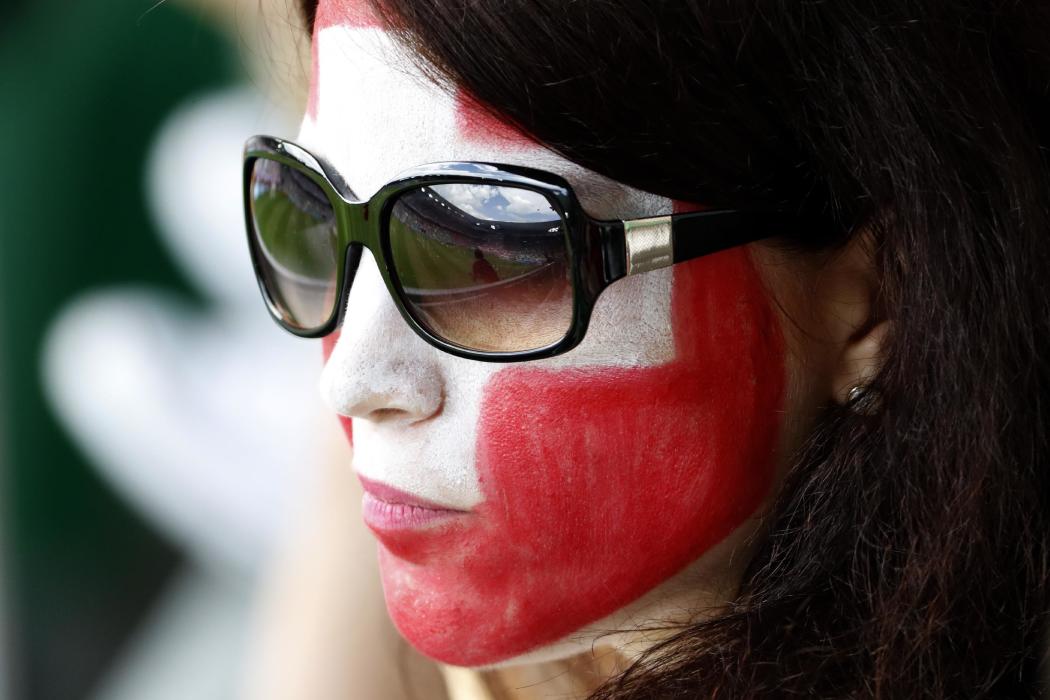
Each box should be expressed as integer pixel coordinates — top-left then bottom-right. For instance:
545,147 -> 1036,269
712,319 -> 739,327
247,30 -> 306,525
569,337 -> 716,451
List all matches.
320,250 -> 445,425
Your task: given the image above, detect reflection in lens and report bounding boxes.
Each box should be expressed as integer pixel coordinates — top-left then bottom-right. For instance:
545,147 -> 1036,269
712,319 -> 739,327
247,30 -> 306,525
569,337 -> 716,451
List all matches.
249,158 -> 340,331
388,183 -> 573,353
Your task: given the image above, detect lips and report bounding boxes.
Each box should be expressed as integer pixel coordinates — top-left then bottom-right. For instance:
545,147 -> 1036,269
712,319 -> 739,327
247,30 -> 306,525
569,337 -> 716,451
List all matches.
358,475 -> 470,546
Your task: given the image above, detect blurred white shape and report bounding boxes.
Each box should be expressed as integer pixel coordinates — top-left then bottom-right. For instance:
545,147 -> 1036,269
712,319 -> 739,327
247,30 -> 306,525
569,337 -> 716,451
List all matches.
146,87 -> 285,308
44,290 -> 324,574
44,87 -> 322,576
43,87 -> 325,576
42,85 -> 330,700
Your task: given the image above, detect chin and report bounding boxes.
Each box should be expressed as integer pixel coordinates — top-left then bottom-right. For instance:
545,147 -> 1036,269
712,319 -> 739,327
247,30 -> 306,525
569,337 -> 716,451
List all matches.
378,513 -> 764,669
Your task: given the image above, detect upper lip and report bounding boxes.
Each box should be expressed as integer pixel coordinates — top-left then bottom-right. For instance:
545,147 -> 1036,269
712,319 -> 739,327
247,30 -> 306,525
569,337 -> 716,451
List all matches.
357,475 -> 468,512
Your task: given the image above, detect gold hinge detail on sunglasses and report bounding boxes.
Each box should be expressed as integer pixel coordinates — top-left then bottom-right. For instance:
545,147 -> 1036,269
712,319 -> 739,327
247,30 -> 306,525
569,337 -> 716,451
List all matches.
623,216 -> 673,276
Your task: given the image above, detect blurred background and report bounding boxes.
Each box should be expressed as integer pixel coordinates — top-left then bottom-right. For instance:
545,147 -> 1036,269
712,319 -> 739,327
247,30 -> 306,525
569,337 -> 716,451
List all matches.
0,1 -> 329,698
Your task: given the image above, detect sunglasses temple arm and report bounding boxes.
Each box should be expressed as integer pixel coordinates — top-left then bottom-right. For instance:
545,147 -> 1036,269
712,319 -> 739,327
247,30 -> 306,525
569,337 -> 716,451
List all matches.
595,220 -> 629,284
672,210 -> 789,265
596,216 -> 679,281
596,209 -> 790,284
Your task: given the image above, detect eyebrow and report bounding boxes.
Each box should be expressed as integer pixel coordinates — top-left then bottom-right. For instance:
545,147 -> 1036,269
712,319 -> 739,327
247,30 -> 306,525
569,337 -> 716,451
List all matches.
298,0 -> 318,34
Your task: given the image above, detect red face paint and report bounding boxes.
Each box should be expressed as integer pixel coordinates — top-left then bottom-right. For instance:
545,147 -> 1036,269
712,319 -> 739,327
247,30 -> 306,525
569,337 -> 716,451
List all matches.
316,0 -> 381,30
454,89 -> 534,147
307,34 -> 320,120
309,19 -> 782,662
375,244 -> 786,666
323,331 -> 353,443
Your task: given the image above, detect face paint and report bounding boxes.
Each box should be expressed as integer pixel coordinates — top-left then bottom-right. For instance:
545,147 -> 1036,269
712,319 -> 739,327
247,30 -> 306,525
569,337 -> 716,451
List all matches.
307,0 -> 381,120
322,331 -> 353,443
383,247 -> 784,665
310,4 -> 786,667
454,89 -> 533,147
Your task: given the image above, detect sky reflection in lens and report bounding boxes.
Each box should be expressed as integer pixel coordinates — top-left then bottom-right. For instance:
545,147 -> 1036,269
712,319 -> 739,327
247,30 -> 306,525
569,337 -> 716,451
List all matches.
429,183 -> 558,223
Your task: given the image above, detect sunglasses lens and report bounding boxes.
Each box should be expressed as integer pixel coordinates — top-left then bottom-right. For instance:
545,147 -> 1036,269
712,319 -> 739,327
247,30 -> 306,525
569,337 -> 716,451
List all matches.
248,158 -> 341,332
388,183 -> 573,353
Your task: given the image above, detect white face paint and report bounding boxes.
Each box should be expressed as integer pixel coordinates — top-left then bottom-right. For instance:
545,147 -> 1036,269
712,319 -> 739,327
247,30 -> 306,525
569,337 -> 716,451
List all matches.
306,4 -> 788,668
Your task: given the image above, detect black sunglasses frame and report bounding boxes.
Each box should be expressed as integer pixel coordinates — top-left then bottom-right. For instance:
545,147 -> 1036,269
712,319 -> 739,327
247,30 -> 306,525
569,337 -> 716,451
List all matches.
244,135 -> 800,362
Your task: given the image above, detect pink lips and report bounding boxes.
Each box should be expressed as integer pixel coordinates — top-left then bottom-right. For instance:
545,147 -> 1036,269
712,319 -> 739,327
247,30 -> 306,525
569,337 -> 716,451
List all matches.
358,475 -> 468,533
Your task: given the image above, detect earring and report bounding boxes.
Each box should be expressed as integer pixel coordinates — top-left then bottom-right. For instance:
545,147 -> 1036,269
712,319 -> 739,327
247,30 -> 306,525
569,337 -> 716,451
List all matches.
846,383 -> 881,416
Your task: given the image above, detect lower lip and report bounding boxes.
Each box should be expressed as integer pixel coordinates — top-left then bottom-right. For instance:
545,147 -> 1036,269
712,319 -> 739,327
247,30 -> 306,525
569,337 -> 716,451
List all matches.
361,492 -> 466,532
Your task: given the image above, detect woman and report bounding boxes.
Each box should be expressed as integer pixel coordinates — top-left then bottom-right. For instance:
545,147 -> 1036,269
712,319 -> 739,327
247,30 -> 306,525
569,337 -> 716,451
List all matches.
243,0 -> 1050,696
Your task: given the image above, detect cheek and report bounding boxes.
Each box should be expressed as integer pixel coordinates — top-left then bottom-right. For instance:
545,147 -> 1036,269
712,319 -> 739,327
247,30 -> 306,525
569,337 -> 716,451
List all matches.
382,246 -> 786,666
322,332 -> 353,443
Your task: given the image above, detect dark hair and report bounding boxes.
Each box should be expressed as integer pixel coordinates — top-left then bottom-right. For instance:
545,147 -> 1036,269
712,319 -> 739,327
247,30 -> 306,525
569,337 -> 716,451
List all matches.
301,2 -> 1050,697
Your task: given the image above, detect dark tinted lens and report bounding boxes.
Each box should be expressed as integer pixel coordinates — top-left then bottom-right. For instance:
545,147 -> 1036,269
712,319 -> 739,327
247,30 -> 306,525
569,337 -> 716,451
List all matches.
249,158 -> 341,331
388,183 -> 573,353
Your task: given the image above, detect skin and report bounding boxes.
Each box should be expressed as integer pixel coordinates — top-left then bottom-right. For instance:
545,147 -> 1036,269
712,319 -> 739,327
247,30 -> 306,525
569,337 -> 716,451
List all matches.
303,0 -> 884,673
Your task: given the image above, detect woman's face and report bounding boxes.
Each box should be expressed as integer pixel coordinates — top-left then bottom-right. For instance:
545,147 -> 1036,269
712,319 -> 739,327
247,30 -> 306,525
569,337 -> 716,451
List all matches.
308,0 -> 831,668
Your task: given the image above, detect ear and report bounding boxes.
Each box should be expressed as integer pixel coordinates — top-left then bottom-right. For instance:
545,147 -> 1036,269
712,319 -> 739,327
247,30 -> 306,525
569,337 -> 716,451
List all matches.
808,228 -> 890,406
832,320 -> 890,405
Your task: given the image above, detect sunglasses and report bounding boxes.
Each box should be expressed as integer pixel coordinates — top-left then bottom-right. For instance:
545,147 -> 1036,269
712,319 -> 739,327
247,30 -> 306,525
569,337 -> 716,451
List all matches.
243,135 -> 800,362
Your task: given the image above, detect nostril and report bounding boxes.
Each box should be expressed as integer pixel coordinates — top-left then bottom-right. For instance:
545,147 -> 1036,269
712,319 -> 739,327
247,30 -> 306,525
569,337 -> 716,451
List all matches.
368,407 -> 412,422
368,390 -> 445,424
322,372 -> 444,424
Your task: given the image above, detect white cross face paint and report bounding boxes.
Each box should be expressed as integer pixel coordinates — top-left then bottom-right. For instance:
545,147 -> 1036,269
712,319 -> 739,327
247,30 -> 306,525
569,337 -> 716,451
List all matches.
308,1 -> 788,668
310,19 -> 675,508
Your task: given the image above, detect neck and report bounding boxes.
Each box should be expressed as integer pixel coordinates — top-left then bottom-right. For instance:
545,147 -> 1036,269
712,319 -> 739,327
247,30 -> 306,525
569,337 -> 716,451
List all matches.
442,649 -> 628,700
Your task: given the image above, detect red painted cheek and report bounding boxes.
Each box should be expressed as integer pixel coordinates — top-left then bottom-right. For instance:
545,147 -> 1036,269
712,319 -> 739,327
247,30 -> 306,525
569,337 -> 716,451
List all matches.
322,331 -> 353,443
307,0 -> 383,120
380,245 -> 786,666
321,331 -> 340,362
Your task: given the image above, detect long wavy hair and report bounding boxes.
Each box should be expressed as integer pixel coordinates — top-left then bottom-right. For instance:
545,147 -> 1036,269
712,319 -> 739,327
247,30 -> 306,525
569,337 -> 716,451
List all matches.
300,1 -> 1050,697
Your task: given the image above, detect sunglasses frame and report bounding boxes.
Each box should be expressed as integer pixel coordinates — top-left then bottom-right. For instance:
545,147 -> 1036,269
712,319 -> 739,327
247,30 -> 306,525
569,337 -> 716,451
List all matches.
244,135 -> 797,362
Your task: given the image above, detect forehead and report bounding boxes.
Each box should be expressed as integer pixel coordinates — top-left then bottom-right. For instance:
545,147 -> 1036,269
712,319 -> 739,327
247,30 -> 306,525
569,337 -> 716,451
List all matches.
301,14 -> 667,220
